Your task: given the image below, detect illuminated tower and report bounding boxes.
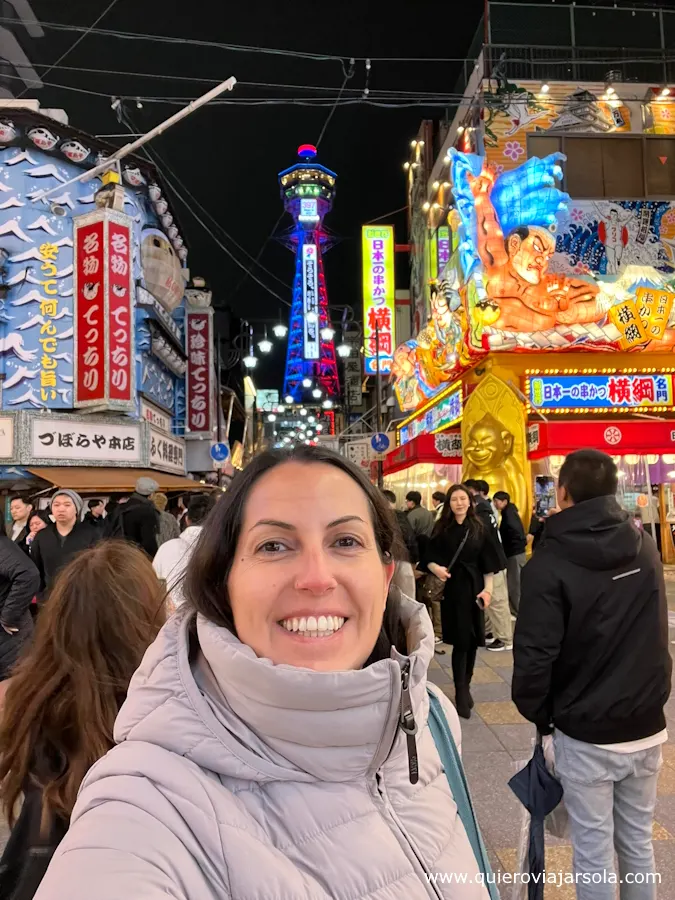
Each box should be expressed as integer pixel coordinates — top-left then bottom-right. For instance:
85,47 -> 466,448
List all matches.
279,144 -> 339,402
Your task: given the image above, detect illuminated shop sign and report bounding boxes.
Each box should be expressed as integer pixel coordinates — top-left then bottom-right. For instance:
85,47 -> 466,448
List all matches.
398,384 -> 462,446
362,225 -> 395,375
302,243 -> 319,360
527,371 -> 674,412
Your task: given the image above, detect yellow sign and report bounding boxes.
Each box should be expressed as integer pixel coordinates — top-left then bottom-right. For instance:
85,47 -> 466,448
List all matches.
636,287 -> 675,341
608,299 -> 649,349
362,225 -> 395,376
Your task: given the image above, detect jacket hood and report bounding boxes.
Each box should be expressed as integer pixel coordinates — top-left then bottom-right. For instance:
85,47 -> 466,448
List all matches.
542,495 -> 641,570
114,584 -> 434,784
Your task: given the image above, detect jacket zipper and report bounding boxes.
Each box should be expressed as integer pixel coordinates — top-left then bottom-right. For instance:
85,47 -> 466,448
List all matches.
399,659 -> 419,785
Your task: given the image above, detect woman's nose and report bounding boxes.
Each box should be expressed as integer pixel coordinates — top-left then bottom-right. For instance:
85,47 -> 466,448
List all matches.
294,549 -> 338,595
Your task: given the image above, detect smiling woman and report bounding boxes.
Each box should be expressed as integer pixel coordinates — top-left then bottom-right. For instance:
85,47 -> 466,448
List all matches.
34,447 -> 493,900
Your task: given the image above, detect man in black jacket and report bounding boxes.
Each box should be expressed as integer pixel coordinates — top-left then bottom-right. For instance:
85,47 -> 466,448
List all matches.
30,490 -> 99,594
493,491 -> 527,617
106,477 -> 160,558
0,534 -> 39,681
513,450 -> 671,897
465,480 -> 512,651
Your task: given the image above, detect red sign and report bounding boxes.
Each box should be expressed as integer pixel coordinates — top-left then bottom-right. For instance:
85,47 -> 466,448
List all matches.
186,311 -> 213,436
74,210 -> 135,411
528,419 -> 675,458
107,221 -> 133,402
74,219 -> 106,405
384,430 -> 462,476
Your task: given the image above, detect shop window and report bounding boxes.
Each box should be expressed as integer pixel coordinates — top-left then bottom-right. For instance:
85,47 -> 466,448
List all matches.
527,135 -> 562,161
564,138 -> 605,198
645,138 -> 675,197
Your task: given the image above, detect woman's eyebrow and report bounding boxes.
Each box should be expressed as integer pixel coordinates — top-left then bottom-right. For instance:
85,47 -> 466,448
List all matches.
249,515 -> 365,531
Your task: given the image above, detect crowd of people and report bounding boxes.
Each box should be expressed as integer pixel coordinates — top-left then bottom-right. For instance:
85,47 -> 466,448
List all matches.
0,447 -> 668,900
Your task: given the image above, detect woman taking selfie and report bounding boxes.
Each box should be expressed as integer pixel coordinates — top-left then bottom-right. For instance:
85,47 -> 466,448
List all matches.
0,542 -> 164,900
34,447 -> 492,900
422,485 -> 502,720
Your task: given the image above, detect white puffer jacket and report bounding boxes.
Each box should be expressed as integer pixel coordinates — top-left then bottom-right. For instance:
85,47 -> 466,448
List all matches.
36,592 -> 490,900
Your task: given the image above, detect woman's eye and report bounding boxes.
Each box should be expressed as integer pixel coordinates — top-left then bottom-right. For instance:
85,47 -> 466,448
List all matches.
258,541 -> 288,554
334,536 -> 362,549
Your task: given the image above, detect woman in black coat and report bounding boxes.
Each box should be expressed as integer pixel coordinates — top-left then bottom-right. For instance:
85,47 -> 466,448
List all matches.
421,483 -> 502,719
0,536 -> 40,681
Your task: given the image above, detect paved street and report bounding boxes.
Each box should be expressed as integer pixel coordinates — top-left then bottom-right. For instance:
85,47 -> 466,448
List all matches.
2,591 -> 674,896
426,582 -> 675,899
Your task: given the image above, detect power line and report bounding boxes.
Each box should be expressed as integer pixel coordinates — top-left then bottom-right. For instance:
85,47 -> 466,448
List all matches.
17,0 -> 120,98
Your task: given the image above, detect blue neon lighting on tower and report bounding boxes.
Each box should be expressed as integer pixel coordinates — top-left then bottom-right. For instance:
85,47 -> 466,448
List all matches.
279,145 -> 339,402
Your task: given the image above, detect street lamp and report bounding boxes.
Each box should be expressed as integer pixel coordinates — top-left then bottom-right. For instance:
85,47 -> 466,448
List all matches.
300,407 -> 308,416
337,342 -> 350,358
322,399 -> 333,409
273,322 -> 288,338
258,326 -> 272,354
267,413 -> 276,422
312,388 -> 322,399
285,394 -> 294,404
243,352 -> 257,369
320,326 -> 335,341
302,377 -> 312,388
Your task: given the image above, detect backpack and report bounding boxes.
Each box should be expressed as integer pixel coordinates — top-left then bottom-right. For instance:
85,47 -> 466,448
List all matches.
103,507 -> 125,539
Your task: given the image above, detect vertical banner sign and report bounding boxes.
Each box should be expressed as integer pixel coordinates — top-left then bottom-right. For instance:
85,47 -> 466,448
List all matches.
186,311 -> 213,437
362,225 -> 395,375
437,226 -> 450,278
74,218 -> 106,406
302,243 -> 319,360
74,210 -> 135,411
107,220 -> 133,403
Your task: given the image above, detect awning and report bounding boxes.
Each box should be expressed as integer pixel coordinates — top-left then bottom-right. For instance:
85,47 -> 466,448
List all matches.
384,430 -> 462,476
527,419 -> 675,459
27,467 -> 211,494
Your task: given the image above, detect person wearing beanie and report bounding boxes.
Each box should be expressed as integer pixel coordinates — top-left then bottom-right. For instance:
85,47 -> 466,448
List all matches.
106,477 -> 160,558
153,492 -> 180,547
30,491 -> 99,594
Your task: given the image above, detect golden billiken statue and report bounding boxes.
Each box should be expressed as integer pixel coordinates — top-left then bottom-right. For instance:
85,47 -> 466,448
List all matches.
463,412 -> 528,516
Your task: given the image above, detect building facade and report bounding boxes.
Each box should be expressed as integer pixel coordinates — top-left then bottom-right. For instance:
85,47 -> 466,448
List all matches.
0,104 -> 211,496
387,1 -> 675,559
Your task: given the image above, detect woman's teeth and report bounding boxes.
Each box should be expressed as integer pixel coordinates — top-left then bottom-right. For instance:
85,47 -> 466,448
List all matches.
279,615 -> 346,638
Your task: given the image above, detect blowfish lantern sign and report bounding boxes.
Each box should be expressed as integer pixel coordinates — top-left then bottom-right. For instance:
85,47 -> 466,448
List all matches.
362,225 -> 396,375
186,311 -> 213,437
73,210 -> 134,411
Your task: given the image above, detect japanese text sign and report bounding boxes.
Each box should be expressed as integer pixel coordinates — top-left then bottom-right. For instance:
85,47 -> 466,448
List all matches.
302,243 -> 319,360
149,427 -> 186,474
529,373 -> 674,411
73,210 -> 134,411
362,225 -> 395,376
437,226 -> 451,279
398,384 -> 463,446
186,311 -> 213,436
635,287 -> 675,342
38,241 -> 63,404
608,299 -> 649,349
31,418 -> 141,463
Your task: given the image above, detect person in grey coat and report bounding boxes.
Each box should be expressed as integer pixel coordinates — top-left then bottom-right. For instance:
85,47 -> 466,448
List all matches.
0,535 -> 39,681
34,447 -> 489,900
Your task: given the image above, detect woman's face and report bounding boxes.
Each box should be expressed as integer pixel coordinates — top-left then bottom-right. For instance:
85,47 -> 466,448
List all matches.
227,461 -> 395,672
29,516 -> 47,535
449,489 -> 471,518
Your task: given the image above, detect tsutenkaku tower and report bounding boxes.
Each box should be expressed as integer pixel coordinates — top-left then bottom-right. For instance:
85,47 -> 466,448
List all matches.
279,144 -> 339,402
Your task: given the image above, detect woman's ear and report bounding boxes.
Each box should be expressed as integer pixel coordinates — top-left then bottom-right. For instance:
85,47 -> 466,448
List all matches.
383,559 -> 396,608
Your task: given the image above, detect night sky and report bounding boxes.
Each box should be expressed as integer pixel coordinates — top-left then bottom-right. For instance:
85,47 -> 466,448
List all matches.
23,0 -> 484,388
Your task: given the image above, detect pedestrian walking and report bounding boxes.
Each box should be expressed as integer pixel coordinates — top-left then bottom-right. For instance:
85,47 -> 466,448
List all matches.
421,484 -> 502,718
493,491 -> 527,617
105,478 -> 159,557
465,480 -> 512,651
6,496 -> 33,555
33,447 -> 493,900
432,490 -> 447,521
153,494 -> 211,609
0,541 -> 164,900
30,491 -> 99,594
82,498 -> 105,530
405,490 -> 435,540
152,492 -> 180,547
0,535 -> 39,683
382,490 -> 419,563
513,449 -> 672,900
24,512 -> 49,554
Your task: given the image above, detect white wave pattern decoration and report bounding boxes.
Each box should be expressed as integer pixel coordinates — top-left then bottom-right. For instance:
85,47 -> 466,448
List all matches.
9,248 -> 44,263
52,352 -> 72,363
53,308 -> 72,320
24,164 -> 66,183
6,269 -> 43,287
3,366 -> 38,389
0,334 -> 36,362
47,192 -> 74,209
77,192 -> 97,204
0,196 -> 22,209
59,287 -> 73,297
56,388 -> 71,404
16,314 -> 43,331
55,327 -> 73,340
10,289 -> 47,306
59,374 -> 73,383
26,215 -> 57,235
55,265 -> 73,278
0,220 -> 33,243
5,151 -> 38,166
8,386 -> 43,407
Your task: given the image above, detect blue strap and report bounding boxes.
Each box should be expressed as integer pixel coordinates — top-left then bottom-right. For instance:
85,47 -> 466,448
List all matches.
427,688 -> 499,900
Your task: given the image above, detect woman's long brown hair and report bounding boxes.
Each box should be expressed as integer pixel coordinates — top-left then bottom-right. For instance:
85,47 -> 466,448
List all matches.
0,540 -> 164,829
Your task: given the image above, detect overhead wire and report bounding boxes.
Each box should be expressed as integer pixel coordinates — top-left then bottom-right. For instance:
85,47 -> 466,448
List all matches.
17,0 -> 121,98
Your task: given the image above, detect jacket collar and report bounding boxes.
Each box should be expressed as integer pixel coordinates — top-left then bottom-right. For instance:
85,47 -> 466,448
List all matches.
116,586 -> 434,784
